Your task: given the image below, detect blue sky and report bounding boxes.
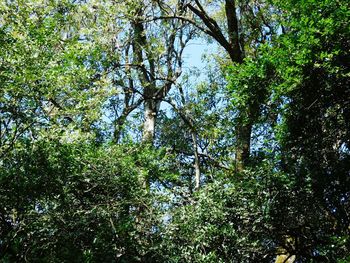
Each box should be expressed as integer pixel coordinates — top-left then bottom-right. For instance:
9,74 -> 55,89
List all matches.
183,41 -> 207,70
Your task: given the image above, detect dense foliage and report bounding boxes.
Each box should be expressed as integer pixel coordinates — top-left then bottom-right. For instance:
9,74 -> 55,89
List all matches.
1,0 -> 349,262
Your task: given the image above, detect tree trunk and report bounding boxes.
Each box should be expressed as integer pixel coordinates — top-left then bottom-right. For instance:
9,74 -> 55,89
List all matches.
275,236 -> 296,263
191,132 -> 201,189
225,0 -> 243,63
235,121 -> 252,172
275,254 -> 296,263
142,99 -> 159,143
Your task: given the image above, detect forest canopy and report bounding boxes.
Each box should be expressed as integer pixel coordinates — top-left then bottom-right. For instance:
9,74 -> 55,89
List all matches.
0,0 -> 349,262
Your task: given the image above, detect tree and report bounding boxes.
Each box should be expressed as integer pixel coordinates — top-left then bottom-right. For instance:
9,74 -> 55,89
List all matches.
0,0 -> 113,151
270,0 -> 350,260
226,0 -> 350,261
90,0 -> 193,145
1,0 -> 349,262
0,138 -> 176,262
155,0 -> 277,171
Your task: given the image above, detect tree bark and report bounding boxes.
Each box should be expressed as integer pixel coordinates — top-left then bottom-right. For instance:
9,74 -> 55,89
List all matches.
191,132 -> 201,189
275,236 -> 296,263
224,0 -> 250,172
225,0 -> 243,63
235,121 -> 252,172
275,254 -> 296,263
142,98 -> 160,143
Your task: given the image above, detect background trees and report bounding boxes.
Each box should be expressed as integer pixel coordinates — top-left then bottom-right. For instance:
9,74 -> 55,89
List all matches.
0,0 -> 349,262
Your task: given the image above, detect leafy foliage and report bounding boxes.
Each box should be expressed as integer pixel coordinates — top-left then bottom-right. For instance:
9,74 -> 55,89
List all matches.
0,0 -> 349,262
0,140 -> 170,262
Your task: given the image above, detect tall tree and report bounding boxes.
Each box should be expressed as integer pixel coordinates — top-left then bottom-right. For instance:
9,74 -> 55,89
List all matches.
270,0 -> 350,261
155,0 -> 275,170
101,0 -> 193,144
